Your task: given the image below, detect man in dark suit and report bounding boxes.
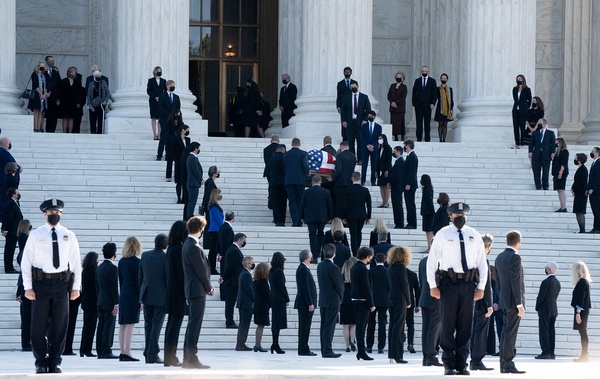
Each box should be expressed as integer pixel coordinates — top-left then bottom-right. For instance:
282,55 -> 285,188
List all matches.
266,144 -> 287,226
317,243 -> 344,358
411,65 -> 438,142
294,250 -> 317,356
283,138 -> 309,227
495,230 -> 526,374
139,234 -> 168,364
321,136 -> 337,156
340,82 -> 371,162
44,56 -> 61,133
535,261 -> 561,360
404,268 -> 421,354
157,79 -> 181,160
400,140 -> 418,229
366,253 -> 389,354
528,118 -> 556,190
182,216 -> 215,369
221,233 -> 246,328
235,256 -> 254,351
336,66 -> 358,142
360,111 -> 382,185
263,135 -> 280,179
279,74 -> 297,128
331,230 -> 351,268
332,141 -> 356,218
342,172 -> 372,255
95,243 -> 119,359
218,211 -> 235,270
185,142 -> 203,220
300,175 -> 333,263
371,232 -> 393,268
586,147 -> 600,232
2,188 -> 22,273
389,146 -> 405,229
418,256 -> 442,367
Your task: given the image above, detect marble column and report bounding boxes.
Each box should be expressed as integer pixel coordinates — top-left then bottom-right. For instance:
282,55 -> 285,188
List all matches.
580,0 -> 600,144
284,0 -> 378,141
0,0 -> 27,115
108,0 -> 204,133
559,0 -> 591,144
454,0 -> 536,144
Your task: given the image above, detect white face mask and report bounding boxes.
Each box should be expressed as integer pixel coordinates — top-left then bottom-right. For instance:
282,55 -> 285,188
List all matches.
378,139 -> 383,145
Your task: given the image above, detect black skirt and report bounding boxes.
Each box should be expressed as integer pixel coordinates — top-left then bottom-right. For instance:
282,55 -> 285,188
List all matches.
422,215 -> 434,232
149,99 -> 160,119
253,308 -> 270,326
573,194 -> 587,214
553,175 -> 567,191
573,310 -> 589,330
270,301 -> 287,330
339,303 -> 356,325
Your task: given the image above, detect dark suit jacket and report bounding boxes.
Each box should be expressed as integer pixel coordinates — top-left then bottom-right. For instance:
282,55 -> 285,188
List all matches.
266,152 -> 285,186
399,151 -> 418,189
283,147 -> 309,186
146,77 -> 167,101
332,150 -> 356,187
420,187 -> 435,216
407,268 -> 420,308
201,178 -> 217,213
495,247 -> 525,310
350,261 -> 373,307
536,275 -> 561,317
317,259 -> 344,309
165,244 -> 186,315
186,154 -> 203,188
321,145 -> 337,156
96,260 -> 118,308
418,256 -> 436,308
389,156 -> 404,191
388,263 -> 410,308
80,267 -> 97,312
139,248 -> 167,306
263,142 -> 280,178
475,259 -> 493,311
342,183 -> 372,220
218,222 -> 235,272
159,91 -> 181,123
376,145 -> 393,176
332,242 -> 351,269
587,160 -> 600,192
432,205 -> 450,235
2,199 -> 22,236
360,122 -> 382,148
412,76 -> 438,108
512,86 -> 532,114
371,242 -> 393,268
572,165 -> 589,195
294,263 -> 317,310
236,269 -> 254,309
300,185 -> 333,223
370,264 -> 389,308
182,237 -> 212,300
571,278 -> 591,310
340,92 -> 371,124
222,243 -> 243,288
269,267 -> 290,303
552,150 -> 569,177
279,83 -> 298,112
528,128 -> 556,161
336,78 -> 358,109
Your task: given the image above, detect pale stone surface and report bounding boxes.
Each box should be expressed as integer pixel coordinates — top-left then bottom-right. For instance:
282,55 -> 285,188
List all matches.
0,0 -> 27,115
580,0 -> 600,143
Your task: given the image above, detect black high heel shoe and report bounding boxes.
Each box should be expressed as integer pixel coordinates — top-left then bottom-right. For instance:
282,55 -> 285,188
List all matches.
254,345 -> 267,352
349,342 -> 356,352
356,351 -> 373,361
80,352 -> 96,357
390,357 -> 408,364
270,344 -> 285,354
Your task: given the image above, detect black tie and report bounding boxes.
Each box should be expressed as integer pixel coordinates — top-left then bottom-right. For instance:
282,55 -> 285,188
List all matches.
52,227 -> 60,269
169,93 -> 173,104
346,80 -> 350,88
458,230 -> 469,273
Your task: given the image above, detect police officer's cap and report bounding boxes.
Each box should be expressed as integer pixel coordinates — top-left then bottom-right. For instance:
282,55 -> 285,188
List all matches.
40,198 -> 64,212
448,202 -> 470,215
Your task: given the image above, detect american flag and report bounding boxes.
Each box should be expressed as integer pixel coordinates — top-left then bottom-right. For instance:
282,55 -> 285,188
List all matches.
307,149 -> 336,175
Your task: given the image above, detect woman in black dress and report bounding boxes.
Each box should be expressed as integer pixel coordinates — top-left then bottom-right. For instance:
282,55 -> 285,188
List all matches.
164,220 -> 188,366
420,174 -> 435,252
268,252 -> 289,354
147,66 -> 167,140
571,153 -> 589,233
525,96 -> 544,146
432,192 -> 450,235
79,251 -> 99,357
434,73 -> 454,142
340,257 -> 358,352
552,138 -> 569,212
58,66 -> 85,133
512,74 -> 532,148
173,125 -> 190,204
244,78 -> 265,138
387,246 -> 411,364
376,134 -> 393,207
118,236 -> 142,361
571,261 -> 592,362
252,262 -> 271,352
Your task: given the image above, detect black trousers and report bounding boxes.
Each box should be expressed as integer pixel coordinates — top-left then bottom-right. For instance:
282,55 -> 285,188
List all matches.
347,218 -> 365,256
307,222 -> 325,259
404,188 -> 417,228
206,231 -> 219,274
320,307 -> 338,356
4,234 -> 17,272
391,189 -> 404,227
531,158 -> 551,190
89,107 -> 104,134
73,112 -> 83,133
346,119 -> 362,161
236,308 -> 252,347
360,146 -> 378,185
297,308 -> 314,354
183,296 -> 206,363
403,306 -> 415,345
500,308 -> 521,370
538,314 -> 556,356
334,185 -> 349,219
186,186 -> 199,220
353,301 -> 370,354
286,184 -> 304,226
165,136 -> 175,179
438,278 -> 476,370
96,306 -> 116,357
224,284 -> 237,326
182,186 -> 189,220
388,305 -> 407,360
367,306 -> 387,351
421,303 -> 441,361
79,308 -> 97,355
512,112 -> 527,145
143,305 -> 166,359
64,297 -> 80,353
31,279 -> 69,368
414,105 -> 432,142
20,296 -> 32,350
270,184 -> 287,224
45,102 -> 58,133
164,313 -> 184,362
589,192 -> 600,230
470,306 -> 491,363
157,121 -> 168,159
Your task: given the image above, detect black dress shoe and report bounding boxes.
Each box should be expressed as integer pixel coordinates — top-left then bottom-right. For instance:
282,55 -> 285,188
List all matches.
394,225 -> 403,229
235,345 -> 253,351
49,365 -> 62,374
470,362 -> 493,371
80,352 -> 97,357
35,365 -> 47,374
298,351 -> 317,356
424,359 -> 444,366
119,354 -> 140,362
407,344 -> 416,353
182,360 -> 210,369
275,223 -> 285,227
5,269 -> 20,274
366,348 -> 372,354
164,359 -> 182,367
147,356 -> 164,364
98,353 -> 119,359
404,225 -> 416,229
535,354 -> 552,360
378,349 -> 384,354
501,367 -> 526,374
444,368 -> 456,375
390,358 -> 408,364
356,352 -> 373,361
22,347 -> 32,352
456,367 -> 470,375
322,353 -> 342,358
226,323 -> 238,329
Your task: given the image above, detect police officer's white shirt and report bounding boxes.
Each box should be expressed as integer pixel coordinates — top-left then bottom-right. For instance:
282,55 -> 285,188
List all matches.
426,223 -> 488,291
21,222 -> 82,291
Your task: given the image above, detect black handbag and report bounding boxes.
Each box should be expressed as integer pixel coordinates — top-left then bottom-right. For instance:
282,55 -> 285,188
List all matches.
21,77 -> 35,100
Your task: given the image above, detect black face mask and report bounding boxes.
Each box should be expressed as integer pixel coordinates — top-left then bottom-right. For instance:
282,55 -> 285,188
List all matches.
403,146 -> 408,152
532,103 -> 537,108
368,116 -> 375,122
241,241 -> 246,248
574,159 -> 579,166
441,80 -> 447,84
39,68 -> 45,72
282,80 -> 288,85
216,173 -> 220,178
156,71 -> 162,77
555,143 -> 559,149
344,73 -> 351,79
48,214 -> 60,226
16,194 -> 21,200
169,86 -> 175,92
185,130 -> 190,136
517,80 -> 523,85
8,143 -> 11,150
452,216 -> 466,230
591,152 -> 596,159
351,87 -> 358,93
421,73 -> 427,77
395,77 -> 402,83
250,263 -> 256,270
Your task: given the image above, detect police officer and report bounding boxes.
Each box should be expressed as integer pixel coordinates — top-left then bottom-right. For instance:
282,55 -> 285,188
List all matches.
426,202 -> 488,376
21,199 -> 82,374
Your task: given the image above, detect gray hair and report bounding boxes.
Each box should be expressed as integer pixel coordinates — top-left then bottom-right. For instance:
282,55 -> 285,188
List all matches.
545,261 -> 559,275
481,233 -> 494,250
299,249 -> 311,262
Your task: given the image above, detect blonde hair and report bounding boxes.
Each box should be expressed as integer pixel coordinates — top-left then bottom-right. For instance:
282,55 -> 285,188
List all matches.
122,236 -> 142,258
387,246 -> 412,266
372,218 -> 388,234
330,217 -> 345,234
18,219 -> 32,235
34,61 -> 45,74
572,261 -> 592,284
395,71 -> 405,80
342,257 -> 358,283
253,262 -> 270,280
